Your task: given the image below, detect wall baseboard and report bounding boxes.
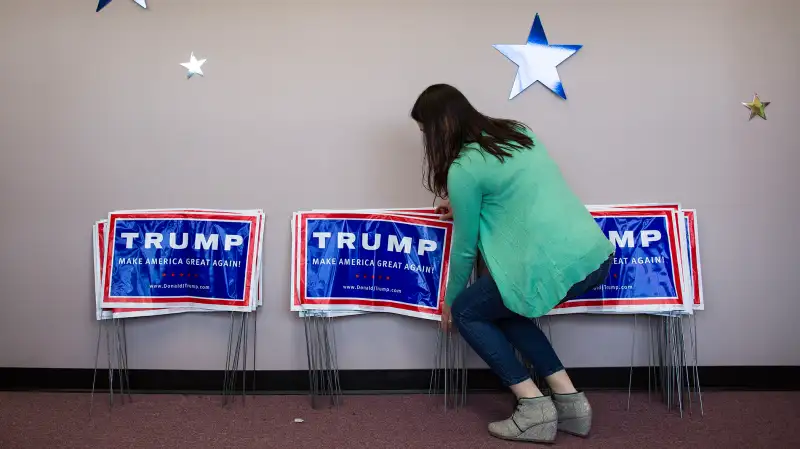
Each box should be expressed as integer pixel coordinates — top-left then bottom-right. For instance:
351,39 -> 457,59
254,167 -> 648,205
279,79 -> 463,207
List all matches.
1,366 -> 797,394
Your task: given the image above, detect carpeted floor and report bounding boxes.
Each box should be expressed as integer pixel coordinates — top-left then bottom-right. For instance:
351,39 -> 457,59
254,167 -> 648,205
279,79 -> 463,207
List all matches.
0,391 -> 797,448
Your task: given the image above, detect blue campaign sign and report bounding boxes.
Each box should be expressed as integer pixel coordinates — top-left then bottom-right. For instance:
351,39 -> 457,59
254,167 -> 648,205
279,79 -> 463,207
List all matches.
298,213 -> 451,316
103,214 -> 256,307
564,211 -> 682,307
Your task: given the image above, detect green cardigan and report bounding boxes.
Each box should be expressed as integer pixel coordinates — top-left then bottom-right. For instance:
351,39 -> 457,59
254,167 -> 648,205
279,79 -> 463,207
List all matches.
444,128 -> 614,318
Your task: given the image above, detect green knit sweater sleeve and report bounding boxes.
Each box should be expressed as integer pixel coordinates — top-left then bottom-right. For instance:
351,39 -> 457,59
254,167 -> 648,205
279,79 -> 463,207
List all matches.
443,161 -> 482,307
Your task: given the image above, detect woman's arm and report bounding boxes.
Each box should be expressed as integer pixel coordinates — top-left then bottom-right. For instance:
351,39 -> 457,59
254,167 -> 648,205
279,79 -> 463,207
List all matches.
443,165 -> 482,307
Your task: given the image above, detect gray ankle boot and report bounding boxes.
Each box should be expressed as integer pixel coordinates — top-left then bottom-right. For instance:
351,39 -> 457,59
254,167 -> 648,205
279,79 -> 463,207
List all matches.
488,396 -> 558,443
552,392 -> 592,437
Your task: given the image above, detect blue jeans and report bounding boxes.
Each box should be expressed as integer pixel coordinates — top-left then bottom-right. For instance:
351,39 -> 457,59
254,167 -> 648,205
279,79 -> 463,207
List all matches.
451,257 -> 612,387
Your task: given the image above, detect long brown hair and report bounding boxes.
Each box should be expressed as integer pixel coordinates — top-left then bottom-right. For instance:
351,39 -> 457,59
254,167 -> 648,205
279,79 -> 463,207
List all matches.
410,84 -> 533,198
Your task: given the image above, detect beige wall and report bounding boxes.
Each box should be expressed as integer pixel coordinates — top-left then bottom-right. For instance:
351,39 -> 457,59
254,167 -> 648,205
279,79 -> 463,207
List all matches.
1,0 -> 798,370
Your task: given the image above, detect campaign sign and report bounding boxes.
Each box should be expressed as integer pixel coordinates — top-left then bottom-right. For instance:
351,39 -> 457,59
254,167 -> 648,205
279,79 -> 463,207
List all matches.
102,212 -> 259,311
94,210 -> 265,319
550,209 -> 686,315
684,209 -> 704,310
590,204 -> 701,312
294,212 -> 453,320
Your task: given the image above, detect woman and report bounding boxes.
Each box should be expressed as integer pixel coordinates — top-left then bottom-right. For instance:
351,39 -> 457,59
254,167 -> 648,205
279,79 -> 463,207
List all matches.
411,84 -> 614,444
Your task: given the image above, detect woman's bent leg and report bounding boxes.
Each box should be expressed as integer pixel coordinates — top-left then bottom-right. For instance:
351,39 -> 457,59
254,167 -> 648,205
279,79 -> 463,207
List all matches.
450,276 -> 538,396
497,317 -> 578,394
451,276 -> 558,442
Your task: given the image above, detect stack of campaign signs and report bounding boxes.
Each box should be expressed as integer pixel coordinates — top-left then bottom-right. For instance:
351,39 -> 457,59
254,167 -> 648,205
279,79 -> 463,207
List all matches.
290,204 -> 703,320
93,209 -> 265,320
291,209 -> 452,320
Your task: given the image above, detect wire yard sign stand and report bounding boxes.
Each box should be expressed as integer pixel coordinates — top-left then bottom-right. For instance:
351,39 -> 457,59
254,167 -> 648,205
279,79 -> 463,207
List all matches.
627,313 -> 703,417
429,328 -> 469,410
302,310 -> 343,408
222,311 -> 258,406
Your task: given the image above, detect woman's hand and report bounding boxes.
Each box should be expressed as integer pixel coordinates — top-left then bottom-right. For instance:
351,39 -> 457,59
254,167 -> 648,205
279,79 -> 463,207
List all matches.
440,303 -> 453,331
436,198 -> 453,220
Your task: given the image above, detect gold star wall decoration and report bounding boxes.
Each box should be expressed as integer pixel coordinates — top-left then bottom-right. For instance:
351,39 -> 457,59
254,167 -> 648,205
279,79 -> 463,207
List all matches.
742,93 -> 770,121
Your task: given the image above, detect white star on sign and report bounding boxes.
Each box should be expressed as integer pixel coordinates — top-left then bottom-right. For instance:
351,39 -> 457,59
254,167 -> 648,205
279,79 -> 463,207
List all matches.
180,52 -> 207,79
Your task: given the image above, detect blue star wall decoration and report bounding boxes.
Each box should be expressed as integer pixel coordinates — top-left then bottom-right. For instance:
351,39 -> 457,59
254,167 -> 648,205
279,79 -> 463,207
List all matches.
494,14 -> 583,100
97,0 -> 147,13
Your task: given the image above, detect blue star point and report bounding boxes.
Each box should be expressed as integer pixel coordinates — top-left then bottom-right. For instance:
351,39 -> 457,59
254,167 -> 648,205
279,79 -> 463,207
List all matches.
97,0 -> 147,13
494,13 -> 582,100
